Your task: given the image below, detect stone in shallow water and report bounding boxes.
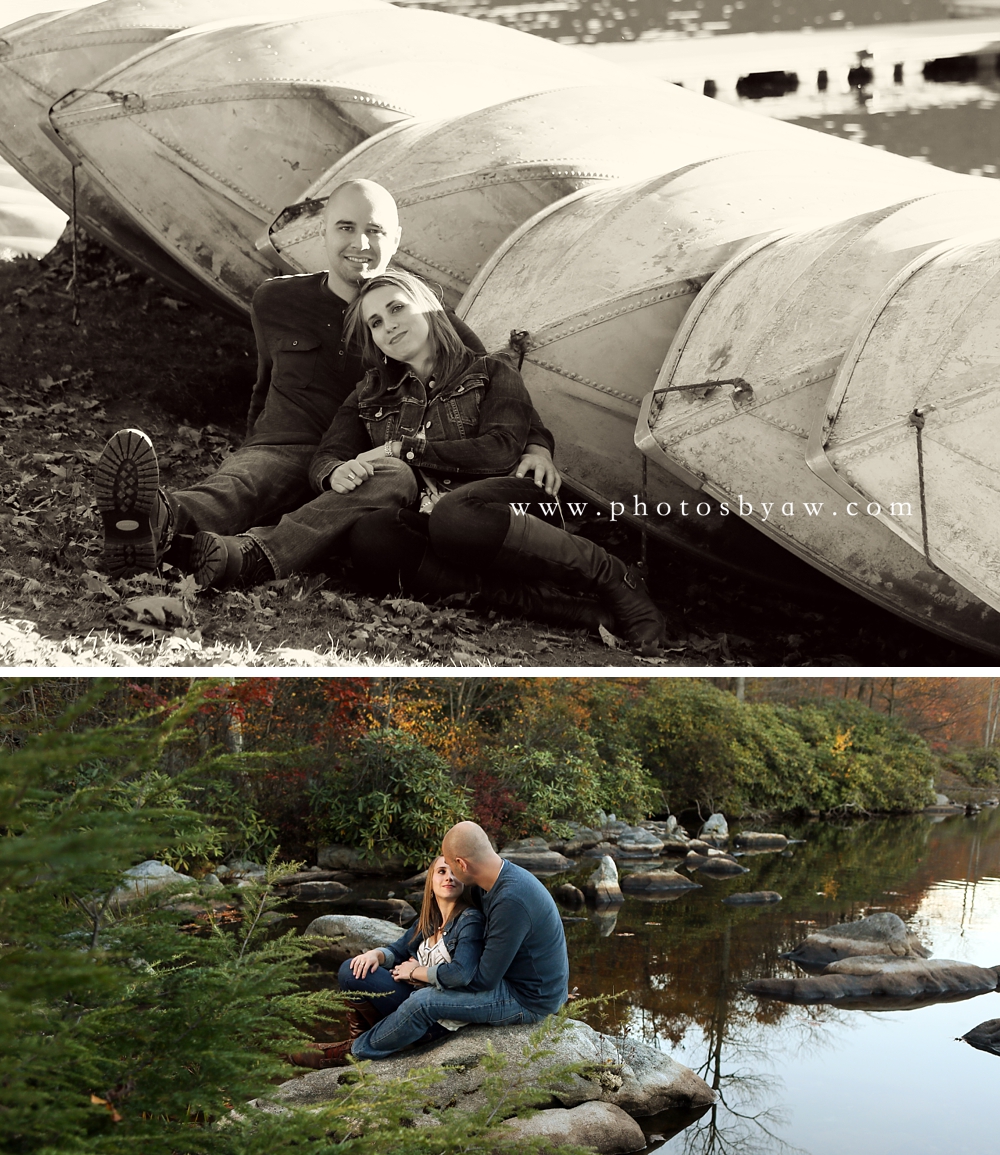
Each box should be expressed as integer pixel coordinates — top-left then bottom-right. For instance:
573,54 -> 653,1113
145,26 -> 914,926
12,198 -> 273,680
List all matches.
961,1018 -> 1000,1057
355,898 -> 417,925
584,855 -> 624,906
272,1018 -> 715,1117
732,832 -> 788,850
621,869 -> 701,893
781,911 -> 930,968
722,891 -> 782,905
746,956 -> 1000,1004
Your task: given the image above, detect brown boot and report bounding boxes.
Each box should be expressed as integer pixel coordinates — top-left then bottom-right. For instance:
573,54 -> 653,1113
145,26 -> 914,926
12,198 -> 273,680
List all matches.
286,1037 -> 354,1069
346,1007 -> 376,1039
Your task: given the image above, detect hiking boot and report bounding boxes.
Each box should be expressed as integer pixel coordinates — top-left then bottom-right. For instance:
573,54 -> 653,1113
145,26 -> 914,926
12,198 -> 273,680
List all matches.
286,1037 -> 353,1069
95,428 -> 174,577
191,532 -> 274,590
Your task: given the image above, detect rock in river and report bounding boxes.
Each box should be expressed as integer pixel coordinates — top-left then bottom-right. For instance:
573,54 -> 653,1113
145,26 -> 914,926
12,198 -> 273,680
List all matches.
960,1018 -> 1000,1057
505,1101 -> 646,1153
722,891 -> 782,905
781,911 -> 930,968
354,898 -> 418,924
700,814 -> 729,839
273,1018 -> 715,1117
284,880 -> 351,902
113,859 -> 194,901
303,913 -> 402,961
500,838 -> 574,872
746,956 -> 1000,1004
583,855 -> 624,906
622,869 -> 701,893
732,832 -> 788,850
553,883 -> 586,907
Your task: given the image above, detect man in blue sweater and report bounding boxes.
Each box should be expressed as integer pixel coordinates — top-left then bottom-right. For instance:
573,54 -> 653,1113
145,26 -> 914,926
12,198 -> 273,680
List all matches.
335,821 -> 569,1064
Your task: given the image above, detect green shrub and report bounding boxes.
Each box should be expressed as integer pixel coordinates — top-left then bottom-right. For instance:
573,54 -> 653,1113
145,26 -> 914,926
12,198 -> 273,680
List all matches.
941,746 -> 1000,787
309,727 -> 472,865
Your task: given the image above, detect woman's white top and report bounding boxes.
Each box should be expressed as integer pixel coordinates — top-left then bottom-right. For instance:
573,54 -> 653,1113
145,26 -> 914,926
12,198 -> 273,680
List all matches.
416,935 -> 468,1031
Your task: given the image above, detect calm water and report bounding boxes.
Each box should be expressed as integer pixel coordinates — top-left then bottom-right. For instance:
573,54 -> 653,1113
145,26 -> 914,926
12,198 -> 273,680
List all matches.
559,809 -> 1000,1154
307,809 -> 1000,1154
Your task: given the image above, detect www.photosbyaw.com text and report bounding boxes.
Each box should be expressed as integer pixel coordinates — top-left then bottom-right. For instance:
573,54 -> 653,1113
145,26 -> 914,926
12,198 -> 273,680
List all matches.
508,496 -> 913,522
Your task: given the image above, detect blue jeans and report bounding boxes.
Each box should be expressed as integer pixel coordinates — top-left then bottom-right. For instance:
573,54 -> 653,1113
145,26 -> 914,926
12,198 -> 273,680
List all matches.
338,959 -> 417,1021
172,448 -> 418,578
344,973 -> 543,1061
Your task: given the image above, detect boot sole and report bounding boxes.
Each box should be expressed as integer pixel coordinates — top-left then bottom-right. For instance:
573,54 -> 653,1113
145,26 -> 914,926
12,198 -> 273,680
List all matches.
191,531 -> 232,590
95,429 -> 159,578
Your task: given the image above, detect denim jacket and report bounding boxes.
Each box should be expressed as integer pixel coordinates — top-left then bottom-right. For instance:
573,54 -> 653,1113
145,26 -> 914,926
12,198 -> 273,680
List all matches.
309,354 -> 535,493
379,906 -> 485,991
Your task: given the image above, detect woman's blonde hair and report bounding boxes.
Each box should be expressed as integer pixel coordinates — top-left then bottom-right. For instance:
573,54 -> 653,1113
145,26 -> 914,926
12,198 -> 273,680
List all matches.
344,270 -> 472,388
415,855 -> 468,942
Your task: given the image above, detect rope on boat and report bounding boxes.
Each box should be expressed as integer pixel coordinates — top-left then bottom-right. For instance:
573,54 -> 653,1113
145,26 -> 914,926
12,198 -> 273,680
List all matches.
653,377 -> 754,404
909,407 -> 942,573
508,329 -> 529,371
70,164 -> 80,326
640,453 -> 648,569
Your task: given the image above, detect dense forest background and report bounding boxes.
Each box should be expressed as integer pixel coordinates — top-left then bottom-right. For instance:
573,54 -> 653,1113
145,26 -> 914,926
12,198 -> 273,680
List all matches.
4,676 -> 996,869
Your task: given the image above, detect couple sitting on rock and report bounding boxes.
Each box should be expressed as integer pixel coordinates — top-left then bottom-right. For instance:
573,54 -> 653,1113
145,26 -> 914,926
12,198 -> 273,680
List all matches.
290,821 -> 568,1068
94,179 -> 666,652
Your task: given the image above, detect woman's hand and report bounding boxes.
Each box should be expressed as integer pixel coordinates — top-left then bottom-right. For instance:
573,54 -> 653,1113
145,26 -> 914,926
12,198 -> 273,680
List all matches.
328,459 -> 374,493
349,949 -> 384,979
391,959 -> 425,985
515,445 -> 561,495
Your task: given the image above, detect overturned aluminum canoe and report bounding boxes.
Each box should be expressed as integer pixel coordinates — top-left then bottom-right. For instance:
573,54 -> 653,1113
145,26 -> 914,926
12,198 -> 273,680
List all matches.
0,0 -> 340,306
269,80 -> 851,305
46,5 -> 638,314
634,187 -> 1000,652
459,148 -> 966,560
809,231 -> 1000,620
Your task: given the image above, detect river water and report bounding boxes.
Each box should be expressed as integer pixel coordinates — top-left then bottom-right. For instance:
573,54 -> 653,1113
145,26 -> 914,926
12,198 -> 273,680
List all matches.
293,806 -> 1000,1154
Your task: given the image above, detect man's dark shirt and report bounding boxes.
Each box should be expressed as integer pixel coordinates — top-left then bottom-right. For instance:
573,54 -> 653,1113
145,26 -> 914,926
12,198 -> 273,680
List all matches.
468,861 -> 569,1015
244,272 -> 553,453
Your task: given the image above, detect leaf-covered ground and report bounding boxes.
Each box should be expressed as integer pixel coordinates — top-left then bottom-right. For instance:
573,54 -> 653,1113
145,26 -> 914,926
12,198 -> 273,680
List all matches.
0,236 -> 991,668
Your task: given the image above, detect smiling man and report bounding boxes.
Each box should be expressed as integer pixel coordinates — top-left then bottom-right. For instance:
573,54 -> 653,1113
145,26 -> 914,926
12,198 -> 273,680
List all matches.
95,179 -> 558,588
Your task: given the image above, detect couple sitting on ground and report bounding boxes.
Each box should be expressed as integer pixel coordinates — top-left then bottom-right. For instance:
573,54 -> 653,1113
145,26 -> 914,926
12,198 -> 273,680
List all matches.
94,179 -> 665,653
290,821 -> 569,1068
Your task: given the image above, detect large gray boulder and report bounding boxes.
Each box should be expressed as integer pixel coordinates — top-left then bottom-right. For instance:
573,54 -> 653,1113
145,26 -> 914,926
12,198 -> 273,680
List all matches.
505,1101 -> 646,1153
113,859 -> 195,901
317,844 -> 409,874
781,912 -> 930,968
746,956 -> 1000,1004
355,898 -> 418,925
303,914 -> 402,961
274,1019 -> 715,1117
583,856 -> 624,906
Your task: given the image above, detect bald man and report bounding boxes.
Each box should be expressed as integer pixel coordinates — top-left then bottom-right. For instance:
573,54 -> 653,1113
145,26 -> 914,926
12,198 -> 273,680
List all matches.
95,180 -> 558,588
335,821 -> 568,1065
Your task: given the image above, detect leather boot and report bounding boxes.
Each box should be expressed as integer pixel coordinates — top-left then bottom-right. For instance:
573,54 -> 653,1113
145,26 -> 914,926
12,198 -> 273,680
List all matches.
191,531 -> 275,590
286,1037 -> 353,1069
498,515 -> 666,655
346,1001 -> 380,1039
96,429 -> 176,577
409,550 -> 614,634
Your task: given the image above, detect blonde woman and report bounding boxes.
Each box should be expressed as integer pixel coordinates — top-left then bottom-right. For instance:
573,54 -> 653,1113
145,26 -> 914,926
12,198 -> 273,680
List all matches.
313,269 -> 666,653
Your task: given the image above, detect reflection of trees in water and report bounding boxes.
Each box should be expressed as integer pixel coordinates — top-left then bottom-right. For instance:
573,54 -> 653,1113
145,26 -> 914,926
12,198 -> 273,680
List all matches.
563,812 -> 1000,1148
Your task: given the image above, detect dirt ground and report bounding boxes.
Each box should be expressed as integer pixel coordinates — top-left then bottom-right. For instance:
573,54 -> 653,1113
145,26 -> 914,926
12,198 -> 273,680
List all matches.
0,235 -> 992,669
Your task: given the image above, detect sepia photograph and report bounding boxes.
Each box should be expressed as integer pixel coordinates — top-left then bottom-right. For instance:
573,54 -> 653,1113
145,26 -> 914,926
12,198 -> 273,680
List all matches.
1,0 -> 999,668
2,673 -> 999,1155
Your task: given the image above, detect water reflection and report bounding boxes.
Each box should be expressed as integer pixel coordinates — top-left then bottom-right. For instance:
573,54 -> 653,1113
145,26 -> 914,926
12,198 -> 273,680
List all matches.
404,0 -> 952,45
558,808 -> 1000,1153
